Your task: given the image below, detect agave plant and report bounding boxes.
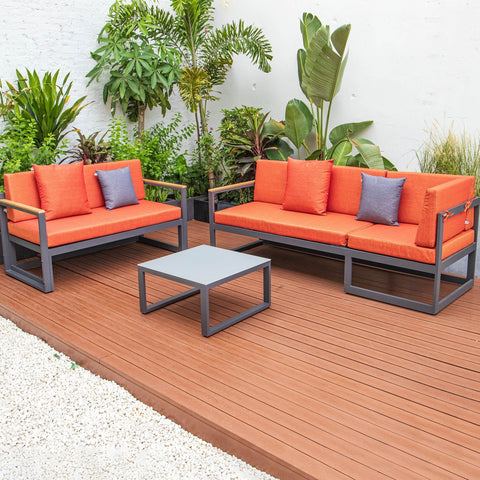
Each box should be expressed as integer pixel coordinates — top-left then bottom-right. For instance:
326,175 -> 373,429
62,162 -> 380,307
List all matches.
283,13 -> 394,170
0,69 -> 88,148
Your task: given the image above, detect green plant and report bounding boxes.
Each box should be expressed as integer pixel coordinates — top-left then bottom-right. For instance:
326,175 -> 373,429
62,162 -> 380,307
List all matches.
0,69 -> 88,148
108,114 -> 195,199
160,0 -> 273,188
87,0 -> 181,134
219,106 -> 293,199
282,13 -> 394,170
63,129 -> 111,164
417,122 -> 480,196
0,114 -> 66,190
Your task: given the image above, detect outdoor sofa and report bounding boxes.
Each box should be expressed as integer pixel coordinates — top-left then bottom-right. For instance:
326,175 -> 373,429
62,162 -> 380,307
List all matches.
208,159 -> 479,314
0,159 -> 188,293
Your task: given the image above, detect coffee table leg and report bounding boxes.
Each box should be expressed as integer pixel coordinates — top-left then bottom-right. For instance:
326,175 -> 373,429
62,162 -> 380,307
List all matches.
138,268 -> 147,313
200,287 -> 210,337
264,263 -> 271,305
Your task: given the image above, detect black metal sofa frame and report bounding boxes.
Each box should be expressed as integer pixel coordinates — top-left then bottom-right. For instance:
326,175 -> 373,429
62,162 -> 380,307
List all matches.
208,182 -> 479,314
0,179 -> 188,293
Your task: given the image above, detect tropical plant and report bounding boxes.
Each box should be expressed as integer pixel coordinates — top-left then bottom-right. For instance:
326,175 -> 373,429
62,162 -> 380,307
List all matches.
108,114 -> 195,199
0,69 -> 88,148
63,129 -> 112,164
87,0 -> 181,134
162,0 -> 273,188
417,121 -> 480,196
0,114 -> 66,190
219,106 -> 293,190
282,13 -> 394,170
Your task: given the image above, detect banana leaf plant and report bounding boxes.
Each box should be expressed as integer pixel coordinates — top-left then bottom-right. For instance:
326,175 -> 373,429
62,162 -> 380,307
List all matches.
283,13 -> 395,170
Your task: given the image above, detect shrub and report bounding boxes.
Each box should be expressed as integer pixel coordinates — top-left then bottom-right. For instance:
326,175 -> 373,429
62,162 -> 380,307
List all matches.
417,122 -> 480,196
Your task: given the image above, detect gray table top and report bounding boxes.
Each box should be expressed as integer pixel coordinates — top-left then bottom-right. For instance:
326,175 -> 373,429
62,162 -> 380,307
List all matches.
138,245 -> 270,286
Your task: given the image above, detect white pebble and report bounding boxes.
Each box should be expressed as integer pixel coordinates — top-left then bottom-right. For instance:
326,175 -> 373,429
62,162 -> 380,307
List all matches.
0,316 -> 278,480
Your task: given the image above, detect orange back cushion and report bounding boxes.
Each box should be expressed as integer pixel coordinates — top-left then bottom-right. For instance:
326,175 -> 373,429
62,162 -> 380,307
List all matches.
282,158 -> 333,215
33,162 -> 91,220
4,170 -> 41,222
84,159 -> 146,208
387,171 -> 459,224
327,166 -> 387,215
253,159 -> 288,204
415,176 -> 475,247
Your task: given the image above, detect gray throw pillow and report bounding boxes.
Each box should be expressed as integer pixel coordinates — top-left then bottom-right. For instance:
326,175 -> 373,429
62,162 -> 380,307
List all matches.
96,166 -> 139,210
356,173 -> 406,226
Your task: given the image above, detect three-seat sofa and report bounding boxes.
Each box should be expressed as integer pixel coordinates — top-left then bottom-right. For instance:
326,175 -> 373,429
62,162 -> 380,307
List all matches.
208,159 -> 479,314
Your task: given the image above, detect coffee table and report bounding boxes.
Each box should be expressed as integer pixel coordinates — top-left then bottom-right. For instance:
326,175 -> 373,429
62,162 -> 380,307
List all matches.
138,245 -> 271,337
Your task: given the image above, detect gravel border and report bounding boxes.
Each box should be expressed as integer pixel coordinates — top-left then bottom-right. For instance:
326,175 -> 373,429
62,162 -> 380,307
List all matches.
0,315 -> 278,480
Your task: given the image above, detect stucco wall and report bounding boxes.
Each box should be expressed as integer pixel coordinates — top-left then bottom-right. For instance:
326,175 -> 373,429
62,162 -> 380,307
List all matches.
2,0 -> 479,171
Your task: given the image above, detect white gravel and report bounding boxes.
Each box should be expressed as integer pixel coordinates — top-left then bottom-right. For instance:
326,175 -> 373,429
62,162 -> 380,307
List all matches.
0,315 -> 278,480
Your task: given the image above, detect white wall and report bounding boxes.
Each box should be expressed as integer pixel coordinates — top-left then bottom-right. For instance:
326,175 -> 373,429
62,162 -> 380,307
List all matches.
2,0 -> 480,171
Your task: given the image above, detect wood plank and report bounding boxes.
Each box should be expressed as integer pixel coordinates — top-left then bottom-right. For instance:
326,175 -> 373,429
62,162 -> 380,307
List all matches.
0,220 -> 478,480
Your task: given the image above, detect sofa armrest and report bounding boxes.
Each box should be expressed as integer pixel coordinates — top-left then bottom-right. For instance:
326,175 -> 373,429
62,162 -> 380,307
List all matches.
207,181 -> 255,223
415,176 -> 476,247
0,198 -> 45,216
208,180 -> 255,195
143,179 -> 188,221
143,179 -> 187,191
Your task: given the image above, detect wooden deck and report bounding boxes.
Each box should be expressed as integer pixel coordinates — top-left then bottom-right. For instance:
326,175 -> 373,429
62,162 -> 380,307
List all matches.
0,220 -> 479,480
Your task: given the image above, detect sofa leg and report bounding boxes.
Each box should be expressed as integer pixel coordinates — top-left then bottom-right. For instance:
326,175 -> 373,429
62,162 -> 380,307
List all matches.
178,223 -> 188,251
210,223 -> 216,247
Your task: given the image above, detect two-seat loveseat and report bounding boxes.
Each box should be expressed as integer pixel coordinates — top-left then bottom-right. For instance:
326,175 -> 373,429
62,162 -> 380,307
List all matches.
208,159 -> 479,314
0,159 -> 188,293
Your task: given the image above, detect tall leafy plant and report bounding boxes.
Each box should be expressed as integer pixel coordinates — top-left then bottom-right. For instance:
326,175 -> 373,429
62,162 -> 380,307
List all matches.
87,0 -> 181,134
168,0 -> 273,188
283,13 -> 394,170
0,69 -> 88,148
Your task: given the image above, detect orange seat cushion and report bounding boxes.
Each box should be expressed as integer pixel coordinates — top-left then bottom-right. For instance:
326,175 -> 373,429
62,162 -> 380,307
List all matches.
4,170 -> 41,222
327,165 -> 386,215
8,200 -> 181,247
282,158 -> 333,215
253,159 -> 288,204
347,223 -> 475,264
215,202 -> 373,246
33,163 -> 91,220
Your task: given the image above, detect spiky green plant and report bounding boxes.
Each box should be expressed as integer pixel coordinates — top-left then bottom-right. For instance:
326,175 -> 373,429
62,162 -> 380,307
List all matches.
417,122 -> 480,196
0,69 -> 88,148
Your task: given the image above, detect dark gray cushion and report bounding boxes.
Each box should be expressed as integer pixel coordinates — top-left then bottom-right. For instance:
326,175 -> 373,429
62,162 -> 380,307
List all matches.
96,166 -> 139,210
356,173 -> 406,226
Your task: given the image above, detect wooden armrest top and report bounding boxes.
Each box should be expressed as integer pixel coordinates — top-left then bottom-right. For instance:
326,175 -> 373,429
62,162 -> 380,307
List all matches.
0,199 -> 44,215
209,180 -> 255,194
143,179 -> 187,189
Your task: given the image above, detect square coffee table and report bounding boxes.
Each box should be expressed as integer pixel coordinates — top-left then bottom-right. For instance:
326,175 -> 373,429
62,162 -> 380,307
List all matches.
138,245 -> 271,337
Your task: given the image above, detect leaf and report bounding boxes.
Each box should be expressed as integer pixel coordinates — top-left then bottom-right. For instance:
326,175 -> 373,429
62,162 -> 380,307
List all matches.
329,139 -> 352,164
284,99 -> 313,150
354,141 -> 385,169
329,121 -> 374,145
300,12 -> 322,50
331,24 -> 351,56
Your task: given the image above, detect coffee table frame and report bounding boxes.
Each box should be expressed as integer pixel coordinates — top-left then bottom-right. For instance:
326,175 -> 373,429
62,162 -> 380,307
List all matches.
138,245 -> 271,337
